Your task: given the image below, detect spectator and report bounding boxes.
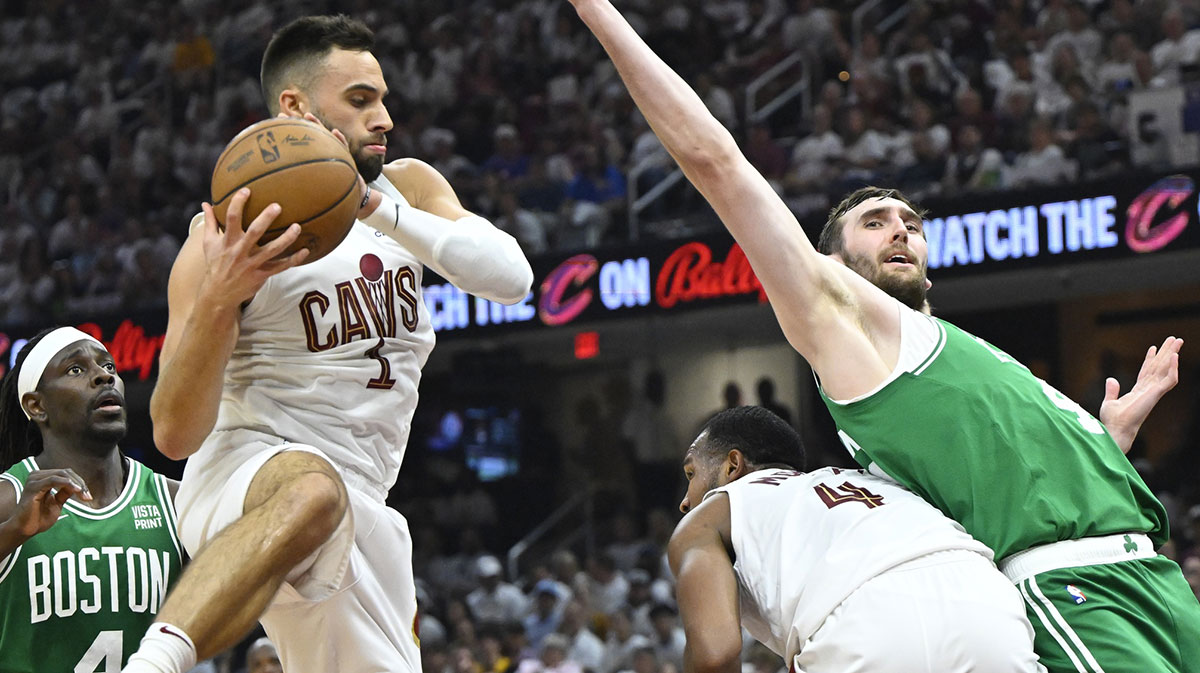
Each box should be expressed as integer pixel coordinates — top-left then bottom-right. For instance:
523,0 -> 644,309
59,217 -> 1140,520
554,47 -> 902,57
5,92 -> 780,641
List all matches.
838,107 -> 886,186
1149,7 -> 1200,86
943,124 -> 1007,193
563,145 -> 627,248
744,122 -> 788,189
559,600 -> 606,672
524,580 -> 566,650
602,609 -> 652,673
1096,31 -> 1148,102
754,377 -> 793,427
1009,116 -> 1078,187
647,604 -> 685,672
615,646 -> 660,673
517,634 -> 582,673
245,638 -> 282,673
485,124 -> 532,182
584,553 -> 630,616
1044,2 -> 1103,70
468,555 -> 531,625
496,190 -> 549,257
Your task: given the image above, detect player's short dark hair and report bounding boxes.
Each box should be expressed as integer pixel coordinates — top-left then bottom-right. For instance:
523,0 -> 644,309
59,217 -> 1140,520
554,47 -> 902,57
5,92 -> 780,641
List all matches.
818,186 -> 928,255
699,405 -> 805,471
260,15 -> 376,114
0,328 -> 55,470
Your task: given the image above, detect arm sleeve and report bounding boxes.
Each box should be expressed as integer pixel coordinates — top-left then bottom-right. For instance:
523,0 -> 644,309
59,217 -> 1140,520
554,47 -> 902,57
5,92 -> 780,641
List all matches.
362,193 -> 534,304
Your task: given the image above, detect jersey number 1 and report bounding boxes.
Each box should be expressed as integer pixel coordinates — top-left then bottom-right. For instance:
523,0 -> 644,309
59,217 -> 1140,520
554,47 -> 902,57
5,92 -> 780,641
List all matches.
365,337 -> 397,389
76,630 -> 122,673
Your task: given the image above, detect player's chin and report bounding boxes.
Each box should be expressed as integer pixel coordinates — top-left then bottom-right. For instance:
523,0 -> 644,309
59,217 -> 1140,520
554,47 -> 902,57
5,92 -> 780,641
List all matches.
86,417 -> 128,444
356,154 -> 385,182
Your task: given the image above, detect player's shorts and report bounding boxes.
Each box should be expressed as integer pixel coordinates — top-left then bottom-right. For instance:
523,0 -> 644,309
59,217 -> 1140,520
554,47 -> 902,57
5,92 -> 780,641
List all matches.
1000,533 -> 1200,673
176,430 -> 422,673
794,549 -> 1044,673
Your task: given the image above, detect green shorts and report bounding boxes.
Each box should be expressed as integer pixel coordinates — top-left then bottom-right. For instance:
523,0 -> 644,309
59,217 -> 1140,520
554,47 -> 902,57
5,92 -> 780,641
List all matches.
1014,555 -> 1200,673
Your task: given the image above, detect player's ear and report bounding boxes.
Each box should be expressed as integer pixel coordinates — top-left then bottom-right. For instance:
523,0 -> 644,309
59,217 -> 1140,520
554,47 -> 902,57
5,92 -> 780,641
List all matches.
279,89 -> 307,117
725,449 -> 745,480
21,392 -> 47,423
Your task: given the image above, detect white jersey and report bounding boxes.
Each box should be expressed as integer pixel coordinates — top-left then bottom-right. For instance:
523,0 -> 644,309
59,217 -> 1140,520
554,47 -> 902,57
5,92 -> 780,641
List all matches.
708,467 -> 992,663
184,177 -> 436,498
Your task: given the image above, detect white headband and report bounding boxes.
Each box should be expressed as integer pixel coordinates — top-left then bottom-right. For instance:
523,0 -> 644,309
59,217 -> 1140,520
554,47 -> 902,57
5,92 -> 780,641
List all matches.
17,327 -> 105,420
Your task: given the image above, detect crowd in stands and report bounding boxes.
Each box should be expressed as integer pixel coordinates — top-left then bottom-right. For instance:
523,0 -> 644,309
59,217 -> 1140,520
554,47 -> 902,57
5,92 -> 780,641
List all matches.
2,1 -> 1199,668
6,0 -> 1200,323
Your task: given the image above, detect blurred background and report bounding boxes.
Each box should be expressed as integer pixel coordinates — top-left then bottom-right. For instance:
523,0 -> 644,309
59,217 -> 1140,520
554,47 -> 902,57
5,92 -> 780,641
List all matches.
2,0 -> 1199,671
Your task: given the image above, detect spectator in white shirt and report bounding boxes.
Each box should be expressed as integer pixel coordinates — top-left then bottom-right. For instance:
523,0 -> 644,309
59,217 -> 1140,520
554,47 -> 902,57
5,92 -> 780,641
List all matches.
1150,7 -> 1200,86
584,554 -> 630,616
467,556 -> 531,625
517,634 -> 584,673
602,611 -> 653,673
1009,116 -> 1078,187
647,604 -> 686,673
560,600 -> 606,672
1044,2 -> 1103,71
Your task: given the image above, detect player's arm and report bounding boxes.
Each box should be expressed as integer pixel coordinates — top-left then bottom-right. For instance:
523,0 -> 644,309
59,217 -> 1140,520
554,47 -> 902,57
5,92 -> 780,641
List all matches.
567,0 -> 895,370
352,158 -> 533,305
1100,336 -> 1183,454
150,191 -> 308,460
668,494 -> 742,673
0,469 -> 89,559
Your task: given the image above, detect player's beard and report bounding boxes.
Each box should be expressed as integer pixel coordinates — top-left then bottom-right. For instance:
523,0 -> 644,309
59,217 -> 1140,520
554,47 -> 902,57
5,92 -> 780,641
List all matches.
354,148 -> 384,183
841,249 -> 928,310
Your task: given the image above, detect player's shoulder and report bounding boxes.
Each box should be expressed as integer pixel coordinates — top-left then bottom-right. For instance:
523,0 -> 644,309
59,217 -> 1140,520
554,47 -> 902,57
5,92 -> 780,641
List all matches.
382,158 -> 453,201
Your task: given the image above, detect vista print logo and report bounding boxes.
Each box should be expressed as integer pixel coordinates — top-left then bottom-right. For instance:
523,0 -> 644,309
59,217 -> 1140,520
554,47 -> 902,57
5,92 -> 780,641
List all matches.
1125,175 -> 1192,252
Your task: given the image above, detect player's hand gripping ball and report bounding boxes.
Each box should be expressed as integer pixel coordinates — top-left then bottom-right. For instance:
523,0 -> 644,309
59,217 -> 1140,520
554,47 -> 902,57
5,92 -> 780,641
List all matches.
210,117 -> 363,264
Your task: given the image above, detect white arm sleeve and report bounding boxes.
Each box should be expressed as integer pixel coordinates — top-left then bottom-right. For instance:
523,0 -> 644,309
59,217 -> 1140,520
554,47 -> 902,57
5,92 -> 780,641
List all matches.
362,193 -> 534,304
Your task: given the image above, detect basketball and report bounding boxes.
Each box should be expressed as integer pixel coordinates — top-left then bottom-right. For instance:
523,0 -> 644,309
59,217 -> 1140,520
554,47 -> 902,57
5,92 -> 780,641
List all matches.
210,117 -> 362,264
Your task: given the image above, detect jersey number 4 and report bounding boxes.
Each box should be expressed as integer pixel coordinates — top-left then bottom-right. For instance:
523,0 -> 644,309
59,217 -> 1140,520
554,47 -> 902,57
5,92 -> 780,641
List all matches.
76,630 -> 122,673
814,481 -> 886,509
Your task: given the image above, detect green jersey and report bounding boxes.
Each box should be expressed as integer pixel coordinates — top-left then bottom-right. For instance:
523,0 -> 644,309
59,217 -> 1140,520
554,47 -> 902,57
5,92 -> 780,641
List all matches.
818,309 -> 1166,561
0,457 -> 183,673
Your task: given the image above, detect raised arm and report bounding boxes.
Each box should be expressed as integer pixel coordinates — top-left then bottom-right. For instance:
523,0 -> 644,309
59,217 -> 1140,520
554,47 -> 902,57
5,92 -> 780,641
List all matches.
150,192 -> 307,460
667,494 -> 742,673
568,0 -> 897,388
1100,336 -> 1183,454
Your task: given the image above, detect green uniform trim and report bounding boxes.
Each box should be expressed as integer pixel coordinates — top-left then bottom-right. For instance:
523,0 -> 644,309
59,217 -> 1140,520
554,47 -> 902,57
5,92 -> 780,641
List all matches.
1018,557 -> 1200,673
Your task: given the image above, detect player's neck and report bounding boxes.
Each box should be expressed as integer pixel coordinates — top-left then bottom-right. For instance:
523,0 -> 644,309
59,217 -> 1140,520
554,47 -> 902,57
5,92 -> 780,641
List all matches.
37,443 -> 128,508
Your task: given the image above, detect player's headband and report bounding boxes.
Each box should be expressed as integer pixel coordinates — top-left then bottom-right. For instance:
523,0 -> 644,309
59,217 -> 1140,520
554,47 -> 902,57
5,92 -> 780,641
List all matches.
17,327 -> 104,420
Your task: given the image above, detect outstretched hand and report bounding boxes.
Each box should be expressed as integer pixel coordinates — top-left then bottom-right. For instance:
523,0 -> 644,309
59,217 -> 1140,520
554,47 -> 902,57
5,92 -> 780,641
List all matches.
1099,336 -> 1183,454
7,469 -> 90,540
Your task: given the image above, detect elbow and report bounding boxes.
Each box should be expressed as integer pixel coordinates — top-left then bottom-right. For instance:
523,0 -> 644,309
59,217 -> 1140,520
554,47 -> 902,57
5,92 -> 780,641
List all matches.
491,261 -> 534,305
687,645 -> 741,673
152,424 -> 196,462
669,121 -> 740,170
149,401 -> 202,461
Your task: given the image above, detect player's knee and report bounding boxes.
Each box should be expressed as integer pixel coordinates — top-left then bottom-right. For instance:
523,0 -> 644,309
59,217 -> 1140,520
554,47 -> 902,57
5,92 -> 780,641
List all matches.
279,471 -> 347,546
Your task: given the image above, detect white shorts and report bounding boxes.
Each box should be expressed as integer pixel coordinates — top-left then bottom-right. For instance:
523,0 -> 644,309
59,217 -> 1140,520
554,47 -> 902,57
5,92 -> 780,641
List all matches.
793,550 -> 1046,673
176,433 -> 422,673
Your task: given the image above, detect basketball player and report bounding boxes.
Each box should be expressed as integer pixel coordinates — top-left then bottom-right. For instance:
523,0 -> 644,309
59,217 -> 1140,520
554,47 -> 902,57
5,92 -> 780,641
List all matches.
122,15 -> 532,673
0,327 -> 183,672
567,1 -> 1200,671
674,406 -> 1041,672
